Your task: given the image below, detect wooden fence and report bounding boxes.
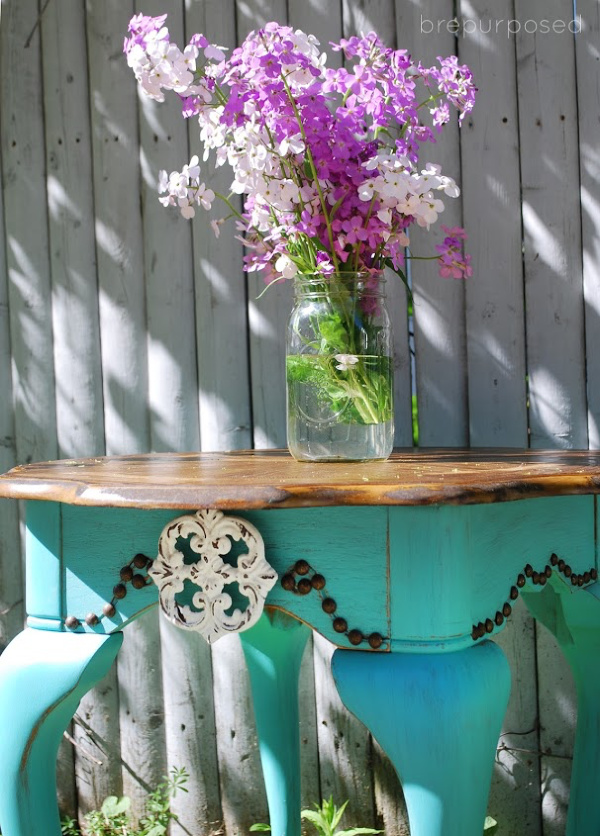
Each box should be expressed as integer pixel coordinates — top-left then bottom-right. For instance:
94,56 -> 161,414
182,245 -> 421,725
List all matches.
0,0 -> 599,833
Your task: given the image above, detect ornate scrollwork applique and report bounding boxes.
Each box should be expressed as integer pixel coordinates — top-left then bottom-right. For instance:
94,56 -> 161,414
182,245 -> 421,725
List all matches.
149,509 -> 277,643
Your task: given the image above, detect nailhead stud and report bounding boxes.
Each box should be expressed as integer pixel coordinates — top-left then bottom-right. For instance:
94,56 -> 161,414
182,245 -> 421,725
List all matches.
503,602 -> 512,618
102,602 -> 116,618
333,617 -> 348,633
113,583 -> 127,600
297,578 -> 312,595
322,598 -> 337,614
281,574 -> 296,591
517,574 -> 526,588
510,586 -> 519,600
120,566 -> 134,582
294,560 -> 310,576
368,633 -> 384,649
485,618 -> 494,633
311,574 -> 326,590
133,553 -> 149,569
348,629 -> 363,645
494,612 -> 504,626
131,574 -> 146,590
85,613 -> 99,627
65,615 -> 80,629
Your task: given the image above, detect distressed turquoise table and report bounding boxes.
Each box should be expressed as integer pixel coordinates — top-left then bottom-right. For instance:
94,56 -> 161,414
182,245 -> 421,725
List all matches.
1,449 -> 600,836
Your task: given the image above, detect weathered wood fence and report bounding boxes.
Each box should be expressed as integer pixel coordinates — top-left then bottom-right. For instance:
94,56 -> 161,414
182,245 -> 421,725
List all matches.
1,0 -> 599,833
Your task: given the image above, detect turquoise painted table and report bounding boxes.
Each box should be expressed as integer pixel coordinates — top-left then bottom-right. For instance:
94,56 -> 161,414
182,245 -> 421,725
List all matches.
1,449 -> 600,836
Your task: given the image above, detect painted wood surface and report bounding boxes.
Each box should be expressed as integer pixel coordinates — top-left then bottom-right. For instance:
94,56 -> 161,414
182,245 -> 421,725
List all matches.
0,1 -> 597,834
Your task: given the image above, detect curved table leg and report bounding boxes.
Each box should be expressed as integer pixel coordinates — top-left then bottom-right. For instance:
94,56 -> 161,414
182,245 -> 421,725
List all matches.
523,582 -> 600,836
240,611 -> 311,836
0,627 -> 123,836
331,641 -> 510,836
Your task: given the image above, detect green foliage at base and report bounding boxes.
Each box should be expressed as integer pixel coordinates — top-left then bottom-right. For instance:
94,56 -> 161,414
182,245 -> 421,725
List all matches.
60,767 -> 188,836
250,796 -> 382,836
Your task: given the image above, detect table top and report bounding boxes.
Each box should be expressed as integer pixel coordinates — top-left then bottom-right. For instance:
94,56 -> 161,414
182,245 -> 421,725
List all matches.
1,449 -> 600,509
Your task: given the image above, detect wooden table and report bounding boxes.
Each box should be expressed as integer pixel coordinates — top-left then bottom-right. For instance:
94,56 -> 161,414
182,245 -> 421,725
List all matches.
1,449 -> 600,836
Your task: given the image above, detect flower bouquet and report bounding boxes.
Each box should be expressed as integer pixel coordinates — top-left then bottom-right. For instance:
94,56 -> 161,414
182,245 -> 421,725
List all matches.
124,16 -> 475,460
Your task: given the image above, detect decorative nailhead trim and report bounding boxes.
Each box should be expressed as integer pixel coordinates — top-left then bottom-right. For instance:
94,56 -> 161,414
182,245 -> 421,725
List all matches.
64,552 -> 154,630
471,553 -> 598,641
280,559 -> 387,650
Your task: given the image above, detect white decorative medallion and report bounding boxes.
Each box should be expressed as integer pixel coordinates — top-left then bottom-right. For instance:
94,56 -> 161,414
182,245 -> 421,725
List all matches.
148,509 -> 277,643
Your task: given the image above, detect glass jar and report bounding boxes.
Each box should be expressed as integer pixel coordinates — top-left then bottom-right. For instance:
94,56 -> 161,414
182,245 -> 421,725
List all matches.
286,272 -> 394,462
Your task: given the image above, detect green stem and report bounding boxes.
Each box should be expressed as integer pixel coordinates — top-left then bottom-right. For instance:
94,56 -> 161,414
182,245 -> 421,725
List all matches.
280,73 -> 341,273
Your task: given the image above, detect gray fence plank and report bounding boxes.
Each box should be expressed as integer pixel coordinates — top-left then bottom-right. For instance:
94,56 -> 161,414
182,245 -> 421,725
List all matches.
459,4 -> 540,834
41,0 -> 107,816
515,3 -> 587,833
0,0 -> 58,466
116,0 -> 200,820
212,634 -> 268,833
577,0 -> 600,448
73,0 -> 149,814
41,0 -> 105,460
394,0 -> 468,447
0,108 -> 23,652
187,0 -> 253,454
239,0 -> 290,450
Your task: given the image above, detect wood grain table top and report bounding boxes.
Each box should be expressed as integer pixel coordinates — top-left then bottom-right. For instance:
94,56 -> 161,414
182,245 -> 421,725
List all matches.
2,449 -> 600,509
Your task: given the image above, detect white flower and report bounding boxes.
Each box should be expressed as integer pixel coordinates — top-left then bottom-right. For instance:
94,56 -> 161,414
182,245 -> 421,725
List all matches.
196,183 -> 215,210
204,43 -> 226,62
275,254 -> 297,279
334,354 -> 359,371
178,198 -> 196,218
210,219 -> 224,238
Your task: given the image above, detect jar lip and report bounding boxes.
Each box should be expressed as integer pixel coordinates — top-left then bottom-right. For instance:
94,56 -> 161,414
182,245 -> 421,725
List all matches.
293,271 -> 386,288
294,271 -> 384,281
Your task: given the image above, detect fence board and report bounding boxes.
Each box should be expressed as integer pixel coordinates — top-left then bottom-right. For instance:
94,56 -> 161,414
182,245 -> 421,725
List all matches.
239,0 -> 290,450
72,0 -> 148,815
116,0 -> 200,820
577,0 -> 600,448
394,0 -> 468,447
313,634 -> 375,828
41,0 -> 107,815
0,119 -> 23,652
187,0 -> 253,454
515,3 -> 587,832
0,0 -> 58,467
458,4 -> 540,834
41,0 -> 105,459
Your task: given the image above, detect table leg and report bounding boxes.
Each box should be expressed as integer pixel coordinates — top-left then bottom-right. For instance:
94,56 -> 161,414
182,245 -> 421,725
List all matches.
240,611 -> 311,836
523,582 -> 600,836
331,641 -> 510,836
0,628 -> 122,836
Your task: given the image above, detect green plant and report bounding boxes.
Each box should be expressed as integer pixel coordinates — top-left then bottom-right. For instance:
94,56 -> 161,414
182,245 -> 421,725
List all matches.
250,796 -> 382,836
250,801 -> 499,836
60,766 -> 188,836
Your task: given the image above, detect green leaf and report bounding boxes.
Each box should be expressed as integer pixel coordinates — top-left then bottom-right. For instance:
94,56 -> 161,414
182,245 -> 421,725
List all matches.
250,825 -> 272,832
336,829 -> 383,836
330,799 -> 349,831
100,795 -> 131,818
301,808 -> 329,832
484,816 -> 498,833
144,826 -> 167,836
318,315 -> 350,352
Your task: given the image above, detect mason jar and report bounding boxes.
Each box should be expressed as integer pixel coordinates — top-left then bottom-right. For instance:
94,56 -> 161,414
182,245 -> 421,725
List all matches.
286,272 -> 394,462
